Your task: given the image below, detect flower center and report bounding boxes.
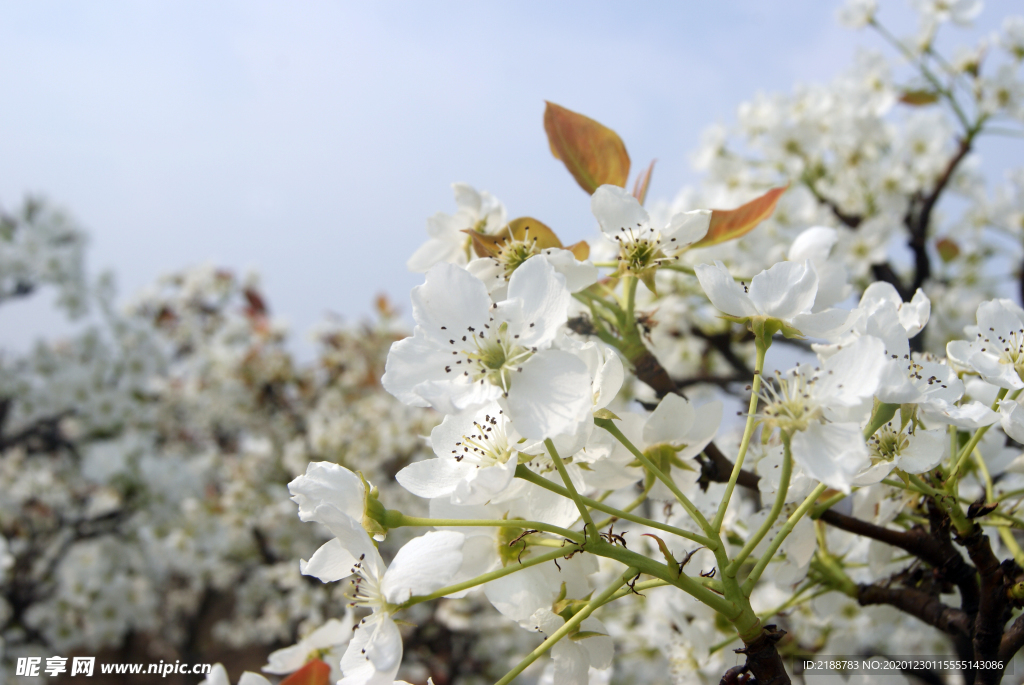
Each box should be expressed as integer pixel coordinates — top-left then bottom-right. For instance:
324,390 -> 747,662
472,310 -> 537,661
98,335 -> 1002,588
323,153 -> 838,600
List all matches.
757,368 -> 822,435
346,553 -> 388,613
978,325 -> 1024,379
868,421 -> 910,462
460,322 -> 534,394
611,223 -> 673,273
492,235 -> 542,280
452,412 -> 515,467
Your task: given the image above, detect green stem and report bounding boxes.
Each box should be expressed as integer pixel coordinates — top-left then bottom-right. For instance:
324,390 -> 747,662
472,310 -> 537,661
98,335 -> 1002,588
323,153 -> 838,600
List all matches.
493,567 -> 637,685
545,439 -> 597,535
811,491 -> 847,520
909,472 -> 972,535
392,514 -> 583,544
399,548 -> 574,609
712,339 -> 768,532
594,418 -> 716,544
947,387 -> 1009,482
624,274 -> 638,333
742,483 -> 828,595
515,465 -> 712,546
973,447 -> 1024,567
726,435 -> 792,576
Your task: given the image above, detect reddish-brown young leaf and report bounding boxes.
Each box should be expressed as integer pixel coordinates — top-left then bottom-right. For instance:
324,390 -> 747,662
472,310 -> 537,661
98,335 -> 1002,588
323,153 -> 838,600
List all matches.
544,101 -> 630,194
936,237 -> 960,262
279,660 -> 331,685
692,185 -> 789,249
899,89 -> 941,106
632,159 -> 656,205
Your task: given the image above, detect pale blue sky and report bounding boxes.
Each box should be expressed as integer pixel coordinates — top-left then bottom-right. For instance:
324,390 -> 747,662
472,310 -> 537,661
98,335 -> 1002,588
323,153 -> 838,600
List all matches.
0,1 -> 1018,355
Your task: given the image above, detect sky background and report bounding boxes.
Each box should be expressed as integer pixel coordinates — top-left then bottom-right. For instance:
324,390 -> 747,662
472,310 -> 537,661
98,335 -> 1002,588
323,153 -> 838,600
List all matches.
0,1 -> 1020,358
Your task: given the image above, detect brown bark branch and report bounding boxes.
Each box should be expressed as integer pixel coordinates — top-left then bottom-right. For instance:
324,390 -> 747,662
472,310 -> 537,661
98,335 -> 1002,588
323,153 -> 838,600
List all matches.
858,583 -> 973,637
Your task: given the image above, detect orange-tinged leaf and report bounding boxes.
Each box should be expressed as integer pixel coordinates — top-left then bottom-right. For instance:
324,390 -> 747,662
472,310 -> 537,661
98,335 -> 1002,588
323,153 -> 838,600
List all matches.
936,237 -> 960,262
632,159 -> 656,205
464,228 -> 507,258
544,101 -> 630,194
279,660 -> 331,685
567,240 -> 590,261
693,185 -> 788,249
899,89 -> 940,106
507,217 -> 563,250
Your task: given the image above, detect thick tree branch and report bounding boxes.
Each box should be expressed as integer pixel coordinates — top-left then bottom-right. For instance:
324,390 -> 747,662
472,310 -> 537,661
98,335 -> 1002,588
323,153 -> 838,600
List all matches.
858,583 -> 972,637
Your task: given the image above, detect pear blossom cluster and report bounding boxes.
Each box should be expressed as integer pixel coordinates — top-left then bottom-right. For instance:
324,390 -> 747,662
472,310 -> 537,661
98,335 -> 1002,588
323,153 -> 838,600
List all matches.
9,2 -> 1024,685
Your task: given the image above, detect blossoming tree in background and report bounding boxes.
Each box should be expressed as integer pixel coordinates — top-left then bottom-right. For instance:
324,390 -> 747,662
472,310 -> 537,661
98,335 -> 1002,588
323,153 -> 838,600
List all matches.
5,1 -> 1024,684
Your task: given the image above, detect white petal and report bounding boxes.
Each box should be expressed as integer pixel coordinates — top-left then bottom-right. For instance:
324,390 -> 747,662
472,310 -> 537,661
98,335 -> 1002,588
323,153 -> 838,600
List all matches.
1001,401 -> 1024,443
541,249 -> 599,293
506,256 -> 571,348
791,308 -> 853,341
309,504 -> 384,578
452,455 -> 519,506
411,262 -> 491,347
900,289 -> 931,336
395,458 -> 468,500
552,639 -> 591,685
643,394 -> 695,446
506,350 -> 591,439
300,539 -> 358,583
663,209 -> 711,246
788,226 -> 837,264
895,429 -> 947,474
694,261 -> 759,318
304,617 -> 354,650
414,375 -> 503,415
815,336 -> 886,407
340,614 -> 402,684
590,185 -> 650,238
381,331 -> 452,408
790,422 -> 870,494
924,400 -> 1000,428
452,182 -> 482,215
466,256 -> 506,294
407,236 -> 464,273
381,531 -> 465,603
484,564 -> 558,625
677,401 -> 723,461
748,260 -> 818,321
288,462 -> 365,523
238,673 -> 272,685
969,349 -> 1024,390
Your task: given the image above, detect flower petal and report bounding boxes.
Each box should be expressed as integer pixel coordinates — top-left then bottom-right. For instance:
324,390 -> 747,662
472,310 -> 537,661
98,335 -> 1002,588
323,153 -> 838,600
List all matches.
748,260 -> 818,321
590,185 -> 650,238
505,350 -> 591,439
381,531 -> 465,603
694,261 -> 758,318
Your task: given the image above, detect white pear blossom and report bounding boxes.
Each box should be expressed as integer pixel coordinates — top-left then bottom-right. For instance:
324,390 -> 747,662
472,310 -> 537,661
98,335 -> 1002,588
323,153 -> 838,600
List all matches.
263,616 -> 354,677
297,503 -> 464,685
695,260 -> 851,338
396,403 -> 522,505
407,183 -> 507,272
383,256 -> 592,439
947,299 -> 1024,390
855,409 -> 948,484
591,185 -> 710,277
758,336 -> 887,492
